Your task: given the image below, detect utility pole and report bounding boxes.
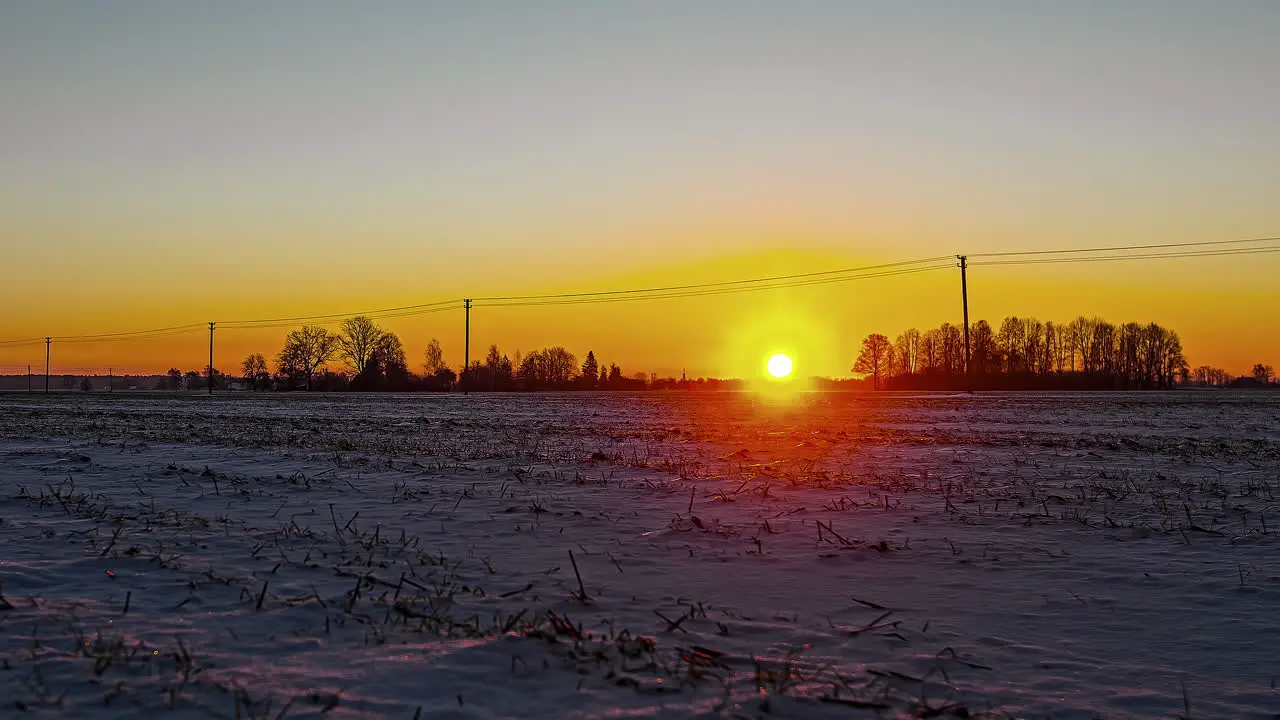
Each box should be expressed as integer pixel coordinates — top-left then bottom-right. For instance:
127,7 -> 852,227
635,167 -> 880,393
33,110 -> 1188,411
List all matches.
108,368 -> 112,393
462,299 -> 472,395
27,365 -> 31,393
958,255 -> 972,392
208,322 -> 215,395
44,337 -> 51,394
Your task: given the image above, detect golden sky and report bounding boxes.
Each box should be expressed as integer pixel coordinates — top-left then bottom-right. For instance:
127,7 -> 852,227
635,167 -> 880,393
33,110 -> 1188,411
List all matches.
2,2 -> 1278,378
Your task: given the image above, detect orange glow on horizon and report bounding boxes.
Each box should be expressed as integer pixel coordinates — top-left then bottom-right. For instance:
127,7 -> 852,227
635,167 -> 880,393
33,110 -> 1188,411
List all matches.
0,247 -> 1277,379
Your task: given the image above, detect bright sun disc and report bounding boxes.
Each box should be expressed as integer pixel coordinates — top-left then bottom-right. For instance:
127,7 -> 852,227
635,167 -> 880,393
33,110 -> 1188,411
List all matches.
766,353 -> 793,378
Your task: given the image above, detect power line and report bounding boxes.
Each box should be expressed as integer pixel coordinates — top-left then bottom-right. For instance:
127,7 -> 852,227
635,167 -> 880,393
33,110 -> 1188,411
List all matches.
347,305 -> 459,322
1,235 -> 1276,346
479,266 -> 954,306
218,299 -> 463,328
969,235 -> 1280,259
23,367 -> 158,374
4,258 -> 951,340
972,245 -> 1280,266
473,256 -> 953,302
478,264 -> 956,307
222,304 -> 458,330
0,303 -> 464,347
0,337 -> 47,347
57,325 -> 207,340
0,328 -> 205,347
55,323 -> 206,341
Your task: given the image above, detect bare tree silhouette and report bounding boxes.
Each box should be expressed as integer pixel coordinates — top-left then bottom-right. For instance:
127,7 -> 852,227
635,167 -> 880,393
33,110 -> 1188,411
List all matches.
1254,363 -> 1275,384
338,316 -> 384,375
893,329 -> 920,376
517,347 -> 578,388
853,333 -> 891,389
423,337 -> 449,375
241,353 -> 268,391
277,325 -> 337,391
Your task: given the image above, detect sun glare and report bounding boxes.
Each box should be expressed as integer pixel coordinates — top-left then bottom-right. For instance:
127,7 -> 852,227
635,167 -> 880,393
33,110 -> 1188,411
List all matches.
766,353 -> 793,379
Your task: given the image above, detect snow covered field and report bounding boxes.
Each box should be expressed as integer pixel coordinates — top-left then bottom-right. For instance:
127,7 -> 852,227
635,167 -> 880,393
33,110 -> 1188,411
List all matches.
0,391 -> 1277,719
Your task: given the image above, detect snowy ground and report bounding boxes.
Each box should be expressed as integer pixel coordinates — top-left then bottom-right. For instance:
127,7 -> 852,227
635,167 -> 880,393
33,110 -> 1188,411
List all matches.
0,391 -> 1277,719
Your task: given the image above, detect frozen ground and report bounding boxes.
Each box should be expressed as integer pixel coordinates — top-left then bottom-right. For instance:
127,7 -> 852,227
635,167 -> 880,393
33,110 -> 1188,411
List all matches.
0,391 -> 1277,719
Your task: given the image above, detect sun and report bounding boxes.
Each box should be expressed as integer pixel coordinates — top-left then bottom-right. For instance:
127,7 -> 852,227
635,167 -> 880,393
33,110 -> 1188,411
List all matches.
766,353 -> 793,379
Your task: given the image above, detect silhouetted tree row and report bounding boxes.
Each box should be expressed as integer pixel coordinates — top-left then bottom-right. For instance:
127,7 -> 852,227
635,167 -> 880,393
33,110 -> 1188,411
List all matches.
231,318 -> 441,392
855,316 -> 1194,390
228,317 -> 701,392
1190,365 -> 1235,388
118,313 -> 1271,394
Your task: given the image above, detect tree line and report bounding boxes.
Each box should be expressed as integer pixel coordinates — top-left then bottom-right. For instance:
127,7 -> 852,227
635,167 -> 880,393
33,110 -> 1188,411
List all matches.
851,315 -> 1256,390
188,317 -> 672,392
136,313 -> 1274,393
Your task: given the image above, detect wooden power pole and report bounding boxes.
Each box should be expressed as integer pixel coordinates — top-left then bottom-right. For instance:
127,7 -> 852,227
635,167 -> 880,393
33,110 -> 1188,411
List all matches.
208,322 -> 215,395
463,299 -> 471,394
958,255 -> 972,391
